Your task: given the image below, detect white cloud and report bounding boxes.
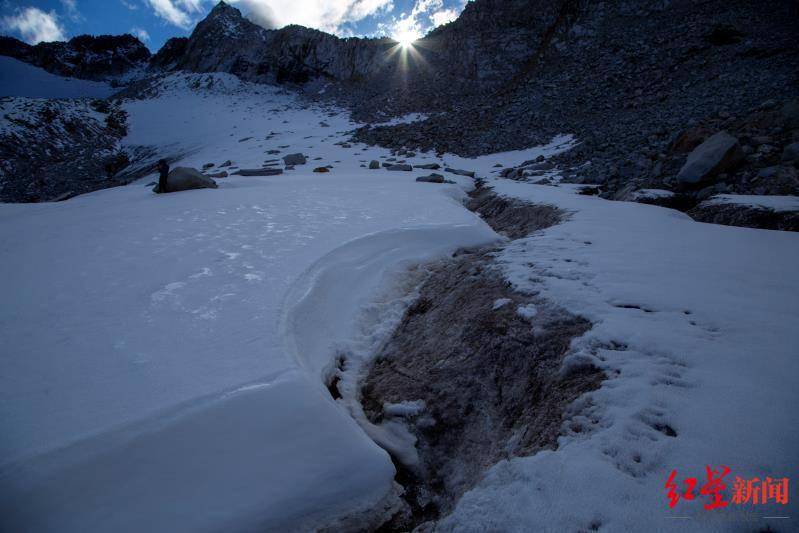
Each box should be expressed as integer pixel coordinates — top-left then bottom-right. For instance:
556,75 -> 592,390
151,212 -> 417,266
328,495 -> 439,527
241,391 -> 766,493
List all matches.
60,0 -> 83,22
227,0 -> 393,33
430,7 -> 458,26
120,0 -> 139,10
145,0 -> 204,28
1,7 -> 66,44
131,26 -> 151,41
377,0 -> 463,41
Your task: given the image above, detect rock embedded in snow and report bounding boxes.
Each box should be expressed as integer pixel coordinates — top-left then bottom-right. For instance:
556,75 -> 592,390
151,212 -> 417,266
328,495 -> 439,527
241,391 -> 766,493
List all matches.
233,168 -> 283,176
283,153 -> 307,166
207,171 -> 228,178
445,168 -> 476,178
386,164 -> 413,171
416,174 -> 445,183
415,163 -> 441,170
369,160 -> 380,169
161,167 -> 218,193
676,131 -> 744,184
313,167 -> 330,173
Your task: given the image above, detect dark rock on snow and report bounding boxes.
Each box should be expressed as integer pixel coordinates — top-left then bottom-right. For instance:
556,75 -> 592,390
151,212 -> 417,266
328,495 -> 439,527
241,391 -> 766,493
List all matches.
158,167 -> 218,192
233,168 -> 283,176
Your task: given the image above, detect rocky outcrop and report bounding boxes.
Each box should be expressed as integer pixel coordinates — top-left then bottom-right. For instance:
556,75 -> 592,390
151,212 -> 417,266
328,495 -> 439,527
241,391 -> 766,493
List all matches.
688,202 -> 799,232
351,0 -> 799,203
149,37 -> 188,71
0,98 -> 140,202
0,34 -> 150,81
167,2 -> 392,84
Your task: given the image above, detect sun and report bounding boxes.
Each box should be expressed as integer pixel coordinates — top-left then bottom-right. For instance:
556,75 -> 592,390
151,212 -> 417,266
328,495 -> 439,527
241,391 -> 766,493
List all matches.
394,29 -> 420,49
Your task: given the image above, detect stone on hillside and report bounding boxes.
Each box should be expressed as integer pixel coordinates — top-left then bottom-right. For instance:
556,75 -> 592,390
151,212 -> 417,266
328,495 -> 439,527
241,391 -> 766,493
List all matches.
160,167 -> 218,193
220,160 -> 233,167
524,161 -> 554,171
500,168 -> 516,177
386,164 -> 413,171
202,163 -> 214,170
676,131 -> 743,185
313,167 -> 330,173
782,99 -> 799,129
282,153 -> 307,166
207,171 -> 228,178
233,168 -> 283,176
416,173 -> 445,183
369,160 -> 380,169
415,163 -> 441,170
444,168 -> 476,178
782,142 -> 799,163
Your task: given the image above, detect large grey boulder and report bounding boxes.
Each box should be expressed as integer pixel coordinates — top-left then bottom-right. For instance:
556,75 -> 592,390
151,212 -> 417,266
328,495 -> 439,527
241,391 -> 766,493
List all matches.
676,131 -> 743,185
159,167 -> 218,193
369,160 -> 380,169
386,164 -> 413,171
282,153 -> 307,166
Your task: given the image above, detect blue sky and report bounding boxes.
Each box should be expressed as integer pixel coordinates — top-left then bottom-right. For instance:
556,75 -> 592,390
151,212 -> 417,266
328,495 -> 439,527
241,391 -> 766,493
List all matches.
0,0 -> 468,51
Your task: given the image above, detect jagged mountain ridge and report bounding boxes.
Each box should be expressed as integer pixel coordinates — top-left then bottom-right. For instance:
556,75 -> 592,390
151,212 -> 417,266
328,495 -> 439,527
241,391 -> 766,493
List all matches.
0,34 -> 150,81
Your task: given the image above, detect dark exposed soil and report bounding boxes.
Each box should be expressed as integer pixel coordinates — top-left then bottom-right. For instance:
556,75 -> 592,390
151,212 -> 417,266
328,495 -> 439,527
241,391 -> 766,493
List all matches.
357,186 -> 605,530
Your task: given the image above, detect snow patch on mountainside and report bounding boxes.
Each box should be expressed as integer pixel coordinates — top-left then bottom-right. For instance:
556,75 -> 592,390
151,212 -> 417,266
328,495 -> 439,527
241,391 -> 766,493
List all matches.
0,56 -> 115,99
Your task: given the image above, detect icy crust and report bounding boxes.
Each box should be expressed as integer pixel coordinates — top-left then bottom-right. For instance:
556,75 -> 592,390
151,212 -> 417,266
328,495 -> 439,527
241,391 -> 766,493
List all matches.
1,372 -> 398,533
437,178 -> 799,531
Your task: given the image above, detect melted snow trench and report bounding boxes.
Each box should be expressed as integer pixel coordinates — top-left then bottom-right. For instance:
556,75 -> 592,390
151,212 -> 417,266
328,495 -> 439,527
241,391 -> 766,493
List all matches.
284,185 -> 607,530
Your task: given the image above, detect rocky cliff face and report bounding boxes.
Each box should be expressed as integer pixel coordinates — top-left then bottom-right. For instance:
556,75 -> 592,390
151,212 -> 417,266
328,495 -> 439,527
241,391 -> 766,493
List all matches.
0,34 -> 150,81
168,2 -> 393,84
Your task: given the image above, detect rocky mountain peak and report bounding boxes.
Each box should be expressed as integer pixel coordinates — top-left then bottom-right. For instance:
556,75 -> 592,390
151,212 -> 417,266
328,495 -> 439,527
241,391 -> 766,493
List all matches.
0,33 -> 150,81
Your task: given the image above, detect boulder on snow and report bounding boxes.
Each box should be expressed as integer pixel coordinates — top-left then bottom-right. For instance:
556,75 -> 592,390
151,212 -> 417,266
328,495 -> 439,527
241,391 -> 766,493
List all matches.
416,173 -> 445,183
444,168 -> 476,178
158,167 -> 218,193
282,153 -> 307,166
386,164 -> 413,171
207,171 -> 229,178
233,168 -> 283,176
415,163 -> 441,170
676,131 -> 743,185
369,160 -> 381,169
313,167 -> 330,173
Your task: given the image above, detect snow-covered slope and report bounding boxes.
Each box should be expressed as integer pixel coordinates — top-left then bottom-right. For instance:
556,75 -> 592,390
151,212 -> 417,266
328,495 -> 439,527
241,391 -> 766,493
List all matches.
0,56 -> 115,99
0,73 -> 498,531
435,170 -> 799,530
1,70 -> 797,531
